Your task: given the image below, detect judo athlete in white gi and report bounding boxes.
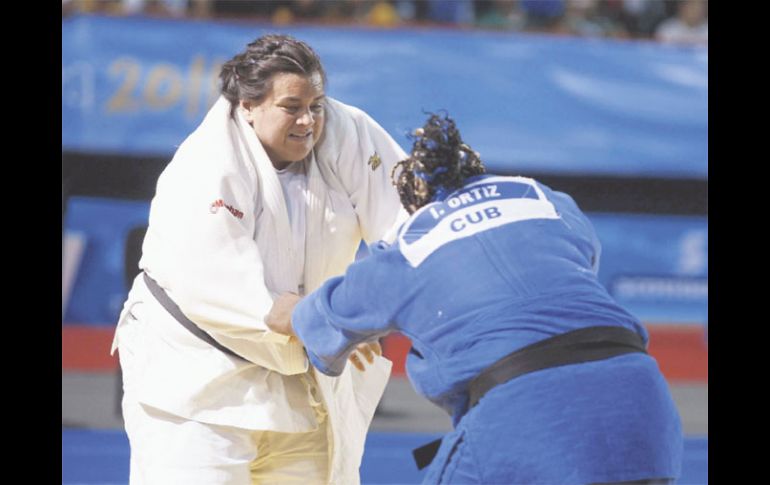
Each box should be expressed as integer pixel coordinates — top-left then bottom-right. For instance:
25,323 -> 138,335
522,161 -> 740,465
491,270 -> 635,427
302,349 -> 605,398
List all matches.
274,113 -> 684,484
110,34 -> 408,484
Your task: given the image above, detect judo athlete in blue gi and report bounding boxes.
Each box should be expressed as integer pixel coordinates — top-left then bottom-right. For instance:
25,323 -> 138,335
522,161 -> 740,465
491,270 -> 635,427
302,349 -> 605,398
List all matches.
268,113 -> 683,484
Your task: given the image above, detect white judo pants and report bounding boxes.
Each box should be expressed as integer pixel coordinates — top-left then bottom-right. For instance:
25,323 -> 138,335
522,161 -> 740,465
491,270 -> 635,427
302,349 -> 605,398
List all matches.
115,280 -> 332,484
121,388 -> 330,485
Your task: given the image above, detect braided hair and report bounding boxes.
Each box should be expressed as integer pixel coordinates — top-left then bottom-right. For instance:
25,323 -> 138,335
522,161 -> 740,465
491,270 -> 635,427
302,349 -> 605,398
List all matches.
392,112 -> 486,214
219,34 -> 326,116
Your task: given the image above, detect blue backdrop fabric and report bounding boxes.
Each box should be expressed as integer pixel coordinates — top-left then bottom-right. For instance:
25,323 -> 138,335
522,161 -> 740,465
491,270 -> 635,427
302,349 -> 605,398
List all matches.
63,14 -> 707,179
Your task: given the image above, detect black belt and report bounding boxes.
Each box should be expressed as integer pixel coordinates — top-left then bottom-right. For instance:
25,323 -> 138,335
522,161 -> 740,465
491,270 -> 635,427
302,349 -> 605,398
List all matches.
412,325 -> 647,470
142,272 -> 247,362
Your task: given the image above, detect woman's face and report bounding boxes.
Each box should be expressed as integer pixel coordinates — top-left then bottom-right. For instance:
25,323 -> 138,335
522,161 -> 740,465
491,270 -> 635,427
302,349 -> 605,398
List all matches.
241,71 -> 325,169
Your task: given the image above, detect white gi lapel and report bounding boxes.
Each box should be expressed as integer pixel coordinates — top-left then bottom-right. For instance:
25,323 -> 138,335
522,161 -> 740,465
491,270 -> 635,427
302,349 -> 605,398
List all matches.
304,151 -> 328,295
304,124 -> 360,294
305,98 -> 350,295
232,106 -> 297,295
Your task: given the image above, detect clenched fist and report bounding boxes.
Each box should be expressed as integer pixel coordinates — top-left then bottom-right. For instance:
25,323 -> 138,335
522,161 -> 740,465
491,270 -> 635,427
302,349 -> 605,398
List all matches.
265,292 -> 302,336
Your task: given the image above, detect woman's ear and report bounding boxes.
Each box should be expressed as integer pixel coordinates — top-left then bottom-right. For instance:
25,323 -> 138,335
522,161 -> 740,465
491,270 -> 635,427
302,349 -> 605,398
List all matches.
239,100 -> 255,123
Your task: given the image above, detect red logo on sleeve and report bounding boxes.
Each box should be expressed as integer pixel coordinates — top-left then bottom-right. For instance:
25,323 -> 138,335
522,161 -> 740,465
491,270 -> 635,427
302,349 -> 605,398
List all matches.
210,199 -> 244,219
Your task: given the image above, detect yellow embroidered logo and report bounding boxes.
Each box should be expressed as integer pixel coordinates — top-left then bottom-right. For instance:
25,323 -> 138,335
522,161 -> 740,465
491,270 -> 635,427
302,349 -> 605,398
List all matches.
367,152 -> 382,171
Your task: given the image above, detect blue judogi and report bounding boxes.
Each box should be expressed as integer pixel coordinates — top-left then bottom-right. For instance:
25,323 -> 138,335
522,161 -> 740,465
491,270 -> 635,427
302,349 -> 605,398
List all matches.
293,174 -> 683,484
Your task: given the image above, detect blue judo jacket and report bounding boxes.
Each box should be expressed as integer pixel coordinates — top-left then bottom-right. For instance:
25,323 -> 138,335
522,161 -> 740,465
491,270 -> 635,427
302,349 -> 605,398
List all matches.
292,174 -> 682,484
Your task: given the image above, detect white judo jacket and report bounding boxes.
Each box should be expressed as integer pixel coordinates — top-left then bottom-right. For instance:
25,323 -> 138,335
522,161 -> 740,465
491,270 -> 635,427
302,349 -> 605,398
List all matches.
111,95 -> 408,483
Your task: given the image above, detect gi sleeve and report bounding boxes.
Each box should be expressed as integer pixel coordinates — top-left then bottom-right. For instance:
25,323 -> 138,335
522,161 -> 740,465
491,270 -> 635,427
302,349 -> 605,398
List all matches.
291,243 -> 412,376
319,99 -> 410,244
142,142 -> 307,375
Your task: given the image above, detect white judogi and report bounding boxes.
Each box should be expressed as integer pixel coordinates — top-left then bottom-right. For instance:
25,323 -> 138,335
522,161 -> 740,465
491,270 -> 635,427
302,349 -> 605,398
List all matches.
112,95 -> 409,484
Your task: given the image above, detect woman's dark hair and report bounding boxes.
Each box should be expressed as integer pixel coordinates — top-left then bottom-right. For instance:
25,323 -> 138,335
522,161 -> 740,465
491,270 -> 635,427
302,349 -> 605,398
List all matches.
392,112 -> 486,214
219,34 -> 326,114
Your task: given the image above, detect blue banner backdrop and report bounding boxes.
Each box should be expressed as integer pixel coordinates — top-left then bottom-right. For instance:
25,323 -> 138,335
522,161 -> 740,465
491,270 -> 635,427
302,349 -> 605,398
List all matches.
590,213 -> 707,325
63,14 -> 707,179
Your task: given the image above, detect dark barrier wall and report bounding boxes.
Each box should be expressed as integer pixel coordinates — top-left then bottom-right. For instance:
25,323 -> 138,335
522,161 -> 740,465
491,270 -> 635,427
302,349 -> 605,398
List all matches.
62,151 -> 706,215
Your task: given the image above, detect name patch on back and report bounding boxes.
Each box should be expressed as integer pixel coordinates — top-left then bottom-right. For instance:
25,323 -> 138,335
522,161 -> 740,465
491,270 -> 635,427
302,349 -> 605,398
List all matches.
398,176 -> 559,267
